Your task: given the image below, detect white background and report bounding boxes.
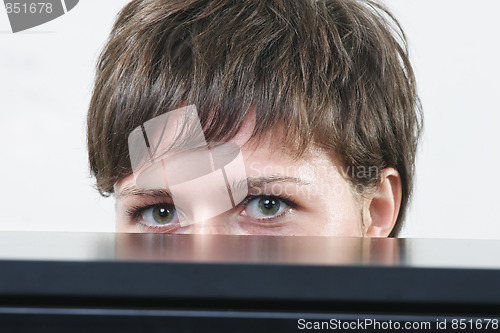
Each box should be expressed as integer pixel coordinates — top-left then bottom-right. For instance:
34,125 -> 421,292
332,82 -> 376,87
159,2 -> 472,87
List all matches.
0,0 -> 499,238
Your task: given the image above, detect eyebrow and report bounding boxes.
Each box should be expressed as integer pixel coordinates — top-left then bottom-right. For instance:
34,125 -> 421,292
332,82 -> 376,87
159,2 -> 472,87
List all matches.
233,176 -> 310,192
117,176 -> 310,199
116,186 -> 172,199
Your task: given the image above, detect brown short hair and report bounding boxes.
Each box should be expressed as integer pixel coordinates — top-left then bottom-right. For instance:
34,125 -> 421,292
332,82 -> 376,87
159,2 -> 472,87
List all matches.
87,0 -> 422,236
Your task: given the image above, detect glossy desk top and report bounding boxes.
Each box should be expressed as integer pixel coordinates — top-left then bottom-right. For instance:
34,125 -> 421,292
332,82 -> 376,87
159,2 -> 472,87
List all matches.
0,231 -> 499,268
0,232 -> 499,309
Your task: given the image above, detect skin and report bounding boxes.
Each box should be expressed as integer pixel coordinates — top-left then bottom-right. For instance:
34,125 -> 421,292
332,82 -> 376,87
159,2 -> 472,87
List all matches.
114,111 -> 401,237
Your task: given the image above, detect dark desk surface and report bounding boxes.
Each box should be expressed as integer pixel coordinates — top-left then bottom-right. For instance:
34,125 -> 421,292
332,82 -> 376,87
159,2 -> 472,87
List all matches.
1,232 -> 499,332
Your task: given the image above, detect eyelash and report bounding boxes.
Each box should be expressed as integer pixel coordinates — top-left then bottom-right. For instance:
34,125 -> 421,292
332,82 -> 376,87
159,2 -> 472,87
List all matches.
126,202 -> 166,220
125,200 -> 180,232
125,194 -> 298,227
238,195 -> 295,214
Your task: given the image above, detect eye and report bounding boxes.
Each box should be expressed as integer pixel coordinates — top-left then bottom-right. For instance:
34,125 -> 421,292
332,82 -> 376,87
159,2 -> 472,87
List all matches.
243,196 -> 289,219
141,203 -> 179,226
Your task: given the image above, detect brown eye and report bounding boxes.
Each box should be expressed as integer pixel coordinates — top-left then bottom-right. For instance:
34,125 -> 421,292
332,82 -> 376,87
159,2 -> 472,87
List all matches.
142,204 -> 177,225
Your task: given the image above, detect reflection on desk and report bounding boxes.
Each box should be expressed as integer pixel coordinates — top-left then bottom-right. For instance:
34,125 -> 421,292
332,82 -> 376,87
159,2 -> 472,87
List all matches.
0,232 -> 499,332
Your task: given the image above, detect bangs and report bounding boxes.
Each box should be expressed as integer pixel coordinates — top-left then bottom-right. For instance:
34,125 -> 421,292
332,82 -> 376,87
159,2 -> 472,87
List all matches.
91,0 -> 353,166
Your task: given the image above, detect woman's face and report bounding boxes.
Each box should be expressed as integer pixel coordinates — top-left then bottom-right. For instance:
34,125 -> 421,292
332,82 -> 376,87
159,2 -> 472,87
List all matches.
114,115 -> 366,236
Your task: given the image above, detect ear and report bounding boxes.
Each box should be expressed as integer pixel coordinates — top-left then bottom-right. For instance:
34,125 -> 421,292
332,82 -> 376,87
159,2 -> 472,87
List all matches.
364,168 -> 402,237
